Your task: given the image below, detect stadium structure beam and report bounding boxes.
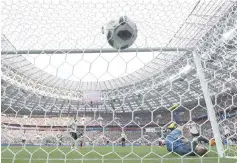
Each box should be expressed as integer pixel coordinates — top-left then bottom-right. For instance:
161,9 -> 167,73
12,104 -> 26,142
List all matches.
1,47 -> 194,55
1,34 -> 17,51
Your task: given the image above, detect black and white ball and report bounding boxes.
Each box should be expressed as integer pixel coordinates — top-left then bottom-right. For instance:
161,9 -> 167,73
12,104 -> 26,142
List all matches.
195,144 -> 208,156
102,16 -> 137,50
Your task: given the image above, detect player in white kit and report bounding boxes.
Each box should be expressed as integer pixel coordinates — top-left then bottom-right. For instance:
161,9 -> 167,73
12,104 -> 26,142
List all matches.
70,118 -> 78,150
223,125 -> 233,146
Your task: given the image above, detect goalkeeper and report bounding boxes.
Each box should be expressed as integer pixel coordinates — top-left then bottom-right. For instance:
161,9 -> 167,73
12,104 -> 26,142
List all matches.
167,104 -> 200,134
167,104 -> 209,146
165,126 -> 207,156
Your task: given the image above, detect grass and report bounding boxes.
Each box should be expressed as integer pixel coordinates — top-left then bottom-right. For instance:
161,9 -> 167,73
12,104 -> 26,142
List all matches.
1,145 -> 237,163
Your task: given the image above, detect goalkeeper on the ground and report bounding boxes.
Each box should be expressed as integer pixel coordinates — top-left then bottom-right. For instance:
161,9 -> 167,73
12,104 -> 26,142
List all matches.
167,104 -> 201,136
165,126 -> 207,156
168,104 -> 209,151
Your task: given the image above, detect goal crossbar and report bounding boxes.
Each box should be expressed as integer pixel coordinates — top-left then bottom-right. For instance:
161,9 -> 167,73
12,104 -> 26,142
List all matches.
1,47 -> 194,55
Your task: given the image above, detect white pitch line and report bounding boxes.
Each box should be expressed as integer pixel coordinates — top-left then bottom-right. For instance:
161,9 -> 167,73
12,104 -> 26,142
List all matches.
2,157 -> 221,160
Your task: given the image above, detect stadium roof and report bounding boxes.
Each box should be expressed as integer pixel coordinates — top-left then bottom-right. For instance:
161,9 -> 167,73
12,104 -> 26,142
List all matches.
1,0 -> 237,113
2,0 -> 232,91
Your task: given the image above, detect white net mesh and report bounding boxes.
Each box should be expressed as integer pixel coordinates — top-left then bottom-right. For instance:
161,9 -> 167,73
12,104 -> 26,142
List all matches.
1,0 -> 237,163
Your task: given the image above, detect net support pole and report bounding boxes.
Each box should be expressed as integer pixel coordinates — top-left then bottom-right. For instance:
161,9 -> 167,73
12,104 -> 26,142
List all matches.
192,51 -> 224,158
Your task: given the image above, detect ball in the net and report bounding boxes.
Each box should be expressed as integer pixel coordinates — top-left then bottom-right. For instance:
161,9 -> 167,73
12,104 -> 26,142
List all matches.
102,16 -> 137,50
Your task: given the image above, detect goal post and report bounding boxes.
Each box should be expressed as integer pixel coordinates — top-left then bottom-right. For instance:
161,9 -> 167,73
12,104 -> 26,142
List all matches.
193,51 -> 225,158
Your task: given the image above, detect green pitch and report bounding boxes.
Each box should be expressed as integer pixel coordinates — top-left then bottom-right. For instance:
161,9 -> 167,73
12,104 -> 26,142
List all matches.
1,146 -> 236,163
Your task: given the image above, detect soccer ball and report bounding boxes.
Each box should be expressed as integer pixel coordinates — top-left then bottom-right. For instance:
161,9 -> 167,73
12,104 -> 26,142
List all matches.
195,144 -> 208,156
102,16 -> 137,50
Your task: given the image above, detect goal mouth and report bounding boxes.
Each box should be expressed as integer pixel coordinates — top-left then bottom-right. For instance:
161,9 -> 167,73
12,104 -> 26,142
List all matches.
1,0 -> 237,163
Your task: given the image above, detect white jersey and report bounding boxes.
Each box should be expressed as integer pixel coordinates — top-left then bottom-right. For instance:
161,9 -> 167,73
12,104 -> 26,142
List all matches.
121,133 -> 126,138
223,126 -> 230,135
70,121 -> 77,133
188,122 -> 199,135
22,135 -> 26,140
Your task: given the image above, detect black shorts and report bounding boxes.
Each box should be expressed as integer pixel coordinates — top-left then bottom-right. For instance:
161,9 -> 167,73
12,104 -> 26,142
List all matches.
70,132 -> 77,140
121,138 -> 125,142
22,140 -> 26,143
225,133 -> 231,138
192,133 -> 200,137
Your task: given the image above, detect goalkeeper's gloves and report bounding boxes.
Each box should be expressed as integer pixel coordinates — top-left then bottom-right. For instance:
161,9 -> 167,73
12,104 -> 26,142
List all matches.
168,104 -> 179,111
168,122 -> 177,130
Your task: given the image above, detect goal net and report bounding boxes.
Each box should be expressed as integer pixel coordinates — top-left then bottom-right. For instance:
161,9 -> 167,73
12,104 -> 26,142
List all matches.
1,0 -> 237,163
